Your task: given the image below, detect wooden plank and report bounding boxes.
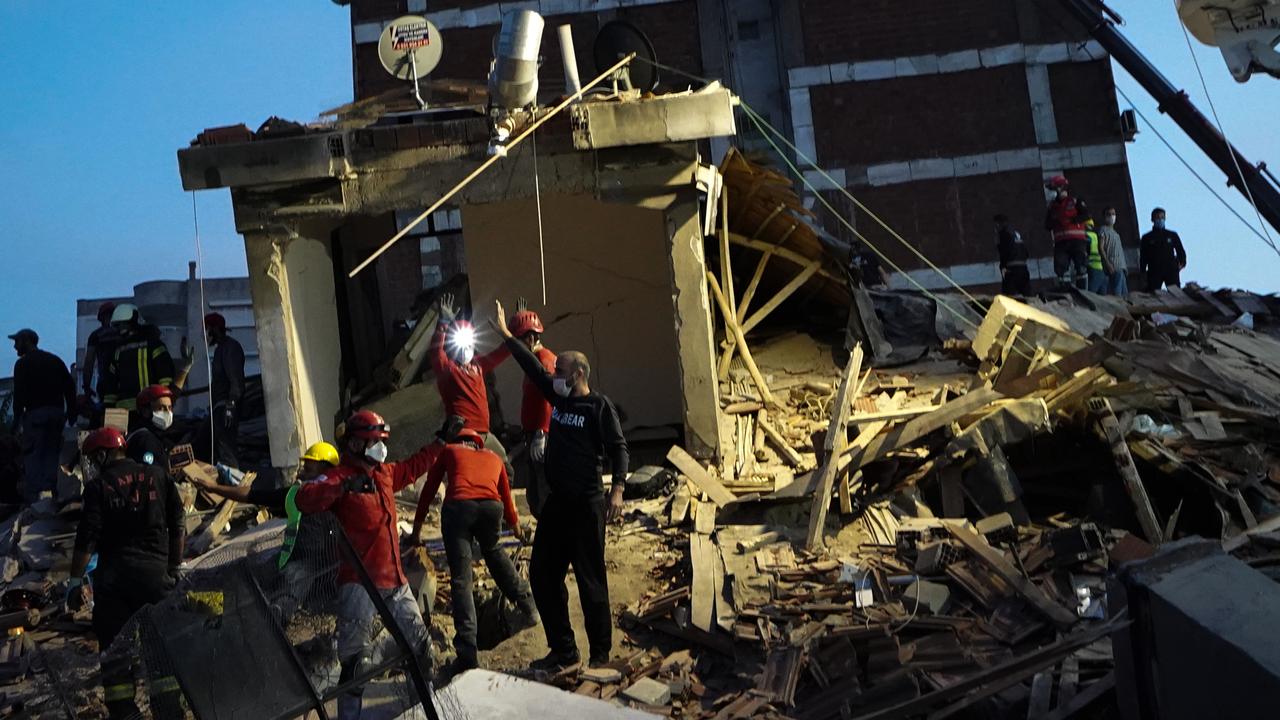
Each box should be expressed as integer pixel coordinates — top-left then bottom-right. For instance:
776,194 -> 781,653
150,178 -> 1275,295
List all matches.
668,483 -> 691,527
712,538 -> 735,632
1057,655 -> 1079,707
939,466 -> 965,518
1027,671 -> 1054,718
694,501 -> 717,535
758,414 -> 804,467
668,446 -> 737,508
997,342 -> 1115,397
737,248 -> 774,323
727,232 -> 841,282
844,387 -> 1003,473
188,495 -> 241,557
740,259 -> 823,334
806,346 -> 864,551
690,532 -> 717,632
706,272 -> 775,405
1094,400 -> 1163,544
948,524 -> 1078,628
848,404 -> 942,424
719,178 -> 736,316
1040,672 -> 1115,720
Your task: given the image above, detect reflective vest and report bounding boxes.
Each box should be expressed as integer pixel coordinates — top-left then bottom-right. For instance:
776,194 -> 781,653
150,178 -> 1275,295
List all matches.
1086,230 -> 1103,271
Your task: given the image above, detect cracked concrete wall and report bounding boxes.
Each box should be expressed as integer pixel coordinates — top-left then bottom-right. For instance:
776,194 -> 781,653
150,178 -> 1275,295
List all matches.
462,193 -> 687,442
243,228 -> 342,468
665,194 -> 721,458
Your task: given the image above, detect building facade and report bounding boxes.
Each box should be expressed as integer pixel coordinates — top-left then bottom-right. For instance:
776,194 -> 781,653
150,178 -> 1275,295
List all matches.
343,0 -> 1139,291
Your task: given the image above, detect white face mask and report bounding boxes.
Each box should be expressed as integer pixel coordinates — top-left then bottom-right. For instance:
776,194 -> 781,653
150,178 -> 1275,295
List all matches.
151,409 -> 174,431
364,440 -> 389,464
552,377 -> 572,397
1104,215 -> 1116,226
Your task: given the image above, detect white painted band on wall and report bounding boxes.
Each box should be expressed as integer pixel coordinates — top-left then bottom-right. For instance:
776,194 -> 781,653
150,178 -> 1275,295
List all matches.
786,41 -> 1107,88
838,142 -> 1128,188
353,0 -> 683,40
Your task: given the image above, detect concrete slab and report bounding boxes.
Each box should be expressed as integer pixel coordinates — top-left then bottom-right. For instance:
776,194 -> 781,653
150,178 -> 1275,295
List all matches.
422,669 -> 661,719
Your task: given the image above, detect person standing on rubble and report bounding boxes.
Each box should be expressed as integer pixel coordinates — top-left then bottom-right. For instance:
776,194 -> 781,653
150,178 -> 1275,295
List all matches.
9,328 -> 75,503
410,427 -> 538,675
994,214 -> 1031,295
1098,206 -> 1129,296
203,312 -> 245,468
1043,175 -> 1090,289
80,302 -> 119,425
100,304 -> 176,412
127,384 -> 180,471
1140,207 -> 1187,292
509,299 -> 556,518
290,410 -> 461,719
430,292 -> 512,469
1085,218 -> 1108,294
491,300 -> 629,671
68,426 -> 185,719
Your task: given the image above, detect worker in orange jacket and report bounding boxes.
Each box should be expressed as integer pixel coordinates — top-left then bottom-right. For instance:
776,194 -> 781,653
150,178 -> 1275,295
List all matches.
1043,175 -> 1090,289
509,299 -> 557,518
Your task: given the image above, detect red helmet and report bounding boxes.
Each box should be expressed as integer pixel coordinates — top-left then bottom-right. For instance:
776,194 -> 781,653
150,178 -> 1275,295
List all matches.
345,409 -> 390,440
1046,175 -> 1069,190
136,384 -> 174,409
455,428 -> 483,446
83,427 -> 126,454
509,310 -> 544,337
204,312 -> 227,331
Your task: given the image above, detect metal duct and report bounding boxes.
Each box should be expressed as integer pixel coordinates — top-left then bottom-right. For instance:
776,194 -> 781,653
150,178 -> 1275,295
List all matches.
488,10 -> 544,110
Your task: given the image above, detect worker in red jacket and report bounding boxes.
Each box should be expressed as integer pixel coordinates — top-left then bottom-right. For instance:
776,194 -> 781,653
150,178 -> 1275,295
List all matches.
429,292 -> 512,470
411,428 -> 537,674
509,299 -> 557,518
1043,175 -> 1090,289
292,409 -> 454,720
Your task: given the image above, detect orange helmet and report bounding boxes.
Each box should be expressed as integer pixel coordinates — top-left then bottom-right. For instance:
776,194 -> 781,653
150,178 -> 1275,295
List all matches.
345,409 -> 390,440
136,384 -> 174,409
83,427 -> 126,454
509,309 -> 544,337
455,428 -> 484,446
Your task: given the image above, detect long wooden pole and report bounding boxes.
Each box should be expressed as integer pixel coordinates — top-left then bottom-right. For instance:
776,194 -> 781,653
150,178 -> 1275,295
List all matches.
706,272 -> 775,405
348,53 -> 637,278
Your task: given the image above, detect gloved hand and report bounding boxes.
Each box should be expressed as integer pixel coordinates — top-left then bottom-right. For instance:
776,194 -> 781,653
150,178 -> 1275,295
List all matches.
343,475 -> 376,494
221,403 -> 237,430
168,564 -> 187,586
66,576 -> 92,612
516,296 -> 528,314
180,337 -> 196,368
530,430 -> 547,462
438,292 -> 457,324
436,415 -> 466,443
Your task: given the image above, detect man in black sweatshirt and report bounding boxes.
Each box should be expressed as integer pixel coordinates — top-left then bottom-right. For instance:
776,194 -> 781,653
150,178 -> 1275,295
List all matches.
492,300 -> 629,670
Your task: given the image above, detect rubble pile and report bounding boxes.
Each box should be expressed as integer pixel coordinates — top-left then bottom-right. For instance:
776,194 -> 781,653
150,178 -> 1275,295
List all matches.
567,289 -> 1280,718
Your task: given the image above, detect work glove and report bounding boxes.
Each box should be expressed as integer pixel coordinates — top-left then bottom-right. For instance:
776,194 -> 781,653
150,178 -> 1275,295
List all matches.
530,430 -> 547,463
436,415 -> 466,444
438,292 -> 457,324
65,576 -> 92,612
343,474 -> 377,494
221,403 -> 237,430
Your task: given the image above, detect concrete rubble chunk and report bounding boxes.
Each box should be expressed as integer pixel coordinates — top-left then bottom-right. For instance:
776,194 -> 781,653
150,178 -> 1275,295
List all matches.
582,666 -> 623,684
622,676 -> 673,706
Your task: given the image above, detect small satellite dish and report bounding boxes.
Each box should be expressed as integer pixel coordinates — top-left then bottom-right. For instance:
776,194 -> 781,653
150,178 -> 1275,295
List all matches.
593,20 -> 659,93
378,15 -> 444,108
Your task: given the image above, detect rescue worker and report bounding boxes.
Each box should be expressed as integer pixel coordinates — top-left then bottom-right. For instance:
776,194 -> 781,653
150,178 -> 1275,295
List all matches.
1043,175 -> 1089,289
509,299 -> 556,518
1139,207 -> 1187,292
127,384 -> 178,470
289,410 -> 452,719
9,328 -> 75,503
994,214 -> 1031,295
203,312 -> 245,468
1098,206 -> 1129,296
1085,218 -> 1107,293
430,293 -> 511,468
80,302 -> 119,417
492,300 -> 629,671
68,427 -> 185,719
411,427 -> 537,674
100,304 -> 175,411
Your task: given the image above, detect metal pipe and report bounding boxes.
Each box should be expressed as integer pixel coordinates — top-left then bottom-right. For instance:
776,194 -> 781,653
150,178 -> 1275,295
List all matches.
557,24 -> 582,97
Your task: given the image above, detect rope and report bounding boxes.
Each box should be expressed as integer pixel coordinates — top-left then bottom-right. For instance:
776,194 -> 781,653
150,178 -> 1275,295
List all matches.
532,131 -> 547,305
1172,0 -> 1280,256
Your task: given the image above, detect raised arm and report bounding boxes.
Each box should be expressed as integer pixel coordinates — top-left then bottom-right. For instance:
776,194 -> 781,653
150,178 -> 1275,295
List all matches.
412,458 -> 448,542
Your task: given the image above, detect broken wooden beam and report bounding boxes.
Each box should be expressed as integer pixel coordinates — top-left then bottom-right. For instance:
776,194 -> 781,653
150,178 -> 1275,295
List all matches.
947,524 -> 1078,628
667,446 -> 737,508
758,413 -> 804,467
844,387 -> 1003,473
806,346 -> 863,551
706,271 -> 776,405
1091,397 -> 1163,545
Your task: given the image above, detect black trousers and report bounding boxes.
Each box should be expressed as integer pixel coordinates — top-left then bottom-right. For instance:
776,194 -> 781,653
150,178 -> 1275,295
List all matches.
197,410 -> 240,469
1001,265 -> 1031,295
521,431 -> 551,519
1146,267 -> 1181,292
529,494 -> 611,660
441,499 -> 532,660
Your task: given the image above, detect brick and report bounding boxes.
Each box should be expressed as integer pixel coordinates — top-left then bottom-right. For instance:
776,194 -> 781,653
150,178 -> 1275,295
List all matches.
797,0 -> 1021,65
622,677 -> 672,705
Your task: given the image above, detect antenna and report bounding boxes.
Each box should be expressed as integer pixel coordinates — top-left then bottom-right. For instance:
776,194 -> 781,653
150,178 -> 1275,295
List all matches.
378,15 -> 444,110
593,20 -> 659,94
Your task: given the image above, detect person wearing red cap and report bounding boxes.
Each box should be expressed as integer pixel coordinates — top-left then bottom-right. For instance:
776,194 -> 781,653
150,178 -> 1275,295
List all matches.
1043,175 -> 1090,289
68,427 -> 185,719
508,298 -> 557,518
126,384 -> 178,471
292,409 -> 461,719
202,312 -> 245,468
411,427 -> 537,674
428,292 -> 512,467
80,302 -> 120,411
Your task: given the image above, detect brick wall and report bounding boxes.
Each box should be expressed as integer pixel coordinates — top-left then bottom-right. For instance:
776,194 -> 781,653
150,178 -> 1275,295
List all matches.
1049,59 -> 1122,146
811,65 -> 1037,167
797,0 -> 1021,66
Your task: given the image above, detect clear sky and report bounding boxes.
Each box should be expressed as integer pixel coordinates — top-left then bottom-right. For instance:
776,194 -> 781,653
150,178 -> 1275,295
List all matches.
1,1 -> 1278,367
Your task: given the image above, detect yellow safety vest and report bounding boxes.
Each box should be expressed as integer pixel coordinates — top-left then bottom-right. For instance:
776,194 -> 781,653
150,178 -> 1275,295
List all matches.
1086,230 -> 1103,271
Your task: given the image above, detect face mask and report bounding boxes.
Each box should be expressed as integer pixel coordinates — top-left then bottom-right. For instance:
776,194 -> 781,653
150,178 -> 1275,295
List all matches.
1105,215 -> 1116,226
364,440 -> 389,464
1154,219 -> 1166,229
1057,190 -> 1067,199
152,410 -> 173,430
553,377 -> 572,398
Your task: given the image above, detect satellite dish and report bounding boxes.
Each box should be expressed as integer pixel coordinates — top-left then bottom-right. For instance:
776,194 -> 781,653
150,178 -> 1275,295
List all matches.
593,20 -> 659,92
378,15 -> 444,108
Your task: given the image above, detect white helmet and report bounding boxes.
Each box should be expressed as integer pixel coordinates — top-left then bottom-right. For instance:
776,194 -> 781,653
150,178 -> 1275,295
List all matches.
110,303 -> 141,324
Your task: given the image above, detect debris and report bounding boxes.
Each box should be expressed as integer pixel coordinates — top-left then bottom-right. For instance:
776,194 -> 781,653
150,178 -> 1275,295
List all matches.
621,676 -> 672,706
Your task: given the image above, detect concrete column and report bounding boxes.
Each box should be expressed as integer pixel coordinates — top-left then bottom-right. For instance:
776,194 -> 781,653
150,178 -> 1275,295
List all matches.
242,226 -> 342,468
665,192 -> 721,459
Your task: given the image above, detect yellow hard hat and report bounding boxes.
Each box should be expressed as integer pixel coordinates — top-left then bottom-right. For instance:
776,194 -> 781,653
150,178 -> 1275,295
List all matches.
300,442 -> 340,466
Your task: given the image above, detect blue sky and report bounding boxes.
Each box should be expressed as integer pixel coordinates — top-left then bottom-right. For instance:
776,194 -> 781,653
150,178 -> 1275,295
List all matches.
1,1 -> 1277,366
